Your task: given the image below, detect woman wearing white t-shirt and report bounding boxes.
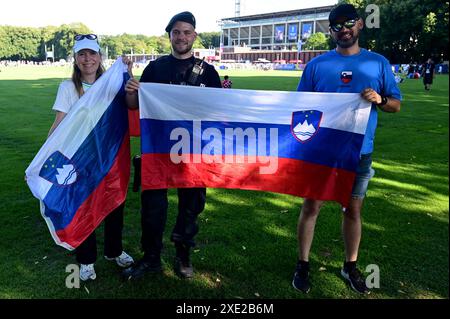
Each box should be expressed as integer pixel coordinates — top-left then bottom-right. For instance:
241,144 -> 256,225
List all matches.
49,34 -> 134,281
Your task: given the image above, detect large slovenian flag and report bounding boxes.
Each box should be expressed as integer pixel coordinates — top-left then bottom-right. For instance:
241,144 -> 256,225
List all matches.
25,59 -> 131,250
139,83 -> 371,207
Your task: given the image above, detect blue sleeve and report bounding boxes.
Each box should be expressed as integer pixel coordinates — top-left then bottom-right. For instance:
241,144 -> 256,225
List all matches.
297,63 -> 314,92
382,60 -> 402,100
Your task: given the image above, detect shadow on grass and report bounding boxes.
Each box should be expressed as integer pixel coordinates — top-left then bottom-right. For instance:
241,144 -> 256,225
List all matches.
0,76 -> 447,299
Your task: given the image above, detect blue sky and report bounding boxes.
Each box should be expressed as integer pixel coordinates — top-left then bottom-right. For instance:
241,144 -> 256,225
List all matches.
1,0 -> 337,36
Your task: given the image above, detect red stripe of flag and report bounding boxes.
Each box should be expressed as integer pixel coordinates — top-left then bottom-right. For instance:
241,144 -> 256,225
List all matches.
56,134 -> 131,248
141,153 -> 355,207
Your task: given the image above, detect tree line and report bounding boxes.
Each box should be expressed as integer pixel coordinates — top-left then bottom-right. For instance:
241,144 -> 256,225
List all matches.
0,0 -> 448,64
0,23 -> 221,61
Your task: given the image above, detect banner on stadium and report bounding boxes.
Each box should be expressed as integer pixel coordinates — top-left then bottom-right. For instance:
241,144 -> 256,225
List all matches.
25,59 -> 131,250
288,24 -> 298,41
275,25 -> 285,42
139,83 -> 371,207
301,22 -> 313,40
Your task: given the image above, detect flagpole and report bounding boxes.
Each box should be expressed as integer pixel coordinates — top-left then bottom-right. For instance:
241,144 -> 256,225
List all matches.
297,40 -> 303,70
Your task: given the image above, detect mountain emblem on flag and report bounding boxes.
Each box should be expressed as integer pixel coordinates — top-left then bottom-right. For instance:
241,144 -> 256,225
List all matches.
341,71 -> 353,84
291,110 -> 323,143
39,151 -> 78,186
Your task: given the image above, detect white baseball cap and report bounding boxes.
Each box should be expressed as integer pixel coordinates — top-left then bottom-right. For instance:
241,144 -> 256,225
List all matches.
73,36 -> 100,54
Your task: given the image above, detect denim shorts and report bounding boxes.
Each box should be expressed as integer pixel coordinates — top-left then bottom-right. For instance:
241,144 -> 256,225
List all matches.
351,153 -> 375,199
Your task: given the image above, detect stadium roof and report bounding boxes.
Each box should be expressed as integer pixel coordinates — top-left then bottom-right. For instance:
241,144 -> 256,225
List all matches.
220,5 -> 335,22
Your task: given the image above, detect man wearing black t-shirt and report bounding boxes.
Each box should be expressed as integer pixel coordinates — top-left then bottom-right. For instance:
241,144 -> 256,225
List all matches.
124,11 -> 222,280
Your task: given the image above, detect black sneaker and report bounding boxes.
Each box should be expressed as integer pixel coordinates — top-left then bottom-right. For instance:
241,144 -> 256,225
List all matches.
122,256 -> 162,280
174,244 -> 194,279
292,261 -> 311,293
341,267 -> 370,294
174,257 -> 194,279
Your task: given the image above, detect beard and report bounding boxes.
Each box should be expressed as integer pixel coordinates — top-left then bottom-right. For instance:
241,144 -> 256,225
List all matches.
333,30 -> 359,49
172,41 -> 193,55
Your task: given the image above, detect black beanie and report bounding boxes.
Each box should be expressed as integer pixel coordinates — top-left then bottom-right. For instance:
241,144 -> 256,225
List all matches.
165,11 -> 196,33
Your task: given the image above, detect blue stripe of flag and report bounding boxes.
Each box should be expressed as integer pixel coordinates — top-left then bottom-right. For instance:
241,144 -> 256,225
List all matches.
140,119 -> 363,172
43,89 -> 128,231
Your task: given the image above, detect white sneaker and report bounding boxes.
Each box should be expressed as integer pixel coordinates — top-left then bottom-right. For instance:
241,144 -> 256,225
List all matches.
80,263 -> 96,281
105,251 -> 134,268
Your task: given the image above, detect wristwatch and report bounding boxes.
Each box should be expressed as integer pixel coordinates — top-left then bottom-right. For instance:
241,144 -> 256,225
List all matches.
376,96 -> 388,106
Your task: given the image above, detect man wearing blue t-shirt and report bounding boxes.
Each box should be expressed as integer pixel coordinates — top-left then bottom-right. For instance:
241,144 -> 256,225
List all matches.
292,4 -> 402,294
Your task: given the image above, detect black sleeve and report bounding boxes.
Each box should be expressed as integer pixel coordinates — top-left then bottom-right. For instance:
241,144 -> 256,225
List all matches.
205,64 -> 222,88
140,63 -> 154,83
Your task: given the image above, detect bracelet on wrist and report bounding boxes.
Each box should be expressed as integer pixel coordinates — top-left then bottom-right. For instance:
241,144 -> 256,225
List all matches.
376,96 -> 388,106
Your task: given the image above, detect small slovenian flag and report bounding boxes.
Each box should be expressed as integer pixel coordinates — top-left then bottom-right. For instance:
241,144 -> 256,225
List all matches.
25,59 -> 131,250
341,71 -> 353,84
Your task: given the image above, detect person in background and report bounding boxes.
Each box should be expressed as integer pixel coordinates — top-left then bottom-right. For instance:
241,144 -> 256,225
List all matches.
222,75 -> 232,88
422,58 -> 436,91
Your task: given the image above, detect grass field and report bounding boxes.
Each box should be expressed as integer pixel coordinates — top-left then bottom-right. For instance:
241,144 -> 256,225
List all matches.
0,64 -> 448,300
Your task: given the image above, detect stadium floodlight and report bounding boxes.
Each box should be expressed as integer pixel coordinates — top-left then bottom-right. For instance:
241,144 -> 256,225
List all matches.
235,0 -> 241,17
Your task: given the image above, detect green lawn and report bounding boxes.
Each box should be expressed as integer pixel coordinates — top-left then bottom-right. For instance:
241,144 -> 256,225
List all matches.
0,64 -> 448,299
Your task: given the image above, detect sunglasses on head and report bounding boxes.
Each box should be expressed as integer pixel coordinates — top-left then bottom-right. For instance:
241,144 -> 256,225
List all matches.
330,19 -> 357,32
74,34 -> 98,41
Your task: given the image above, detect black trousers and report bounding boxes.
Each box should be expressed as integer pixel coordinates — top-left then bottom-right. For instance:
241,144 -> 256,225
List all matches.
140,188 -> 206,260
75,204 -> 125,264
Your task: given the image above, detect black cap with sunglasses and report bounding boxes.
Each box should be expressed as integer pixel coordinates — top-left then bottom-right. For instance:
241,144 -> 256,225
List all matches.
329,4 -> 359,26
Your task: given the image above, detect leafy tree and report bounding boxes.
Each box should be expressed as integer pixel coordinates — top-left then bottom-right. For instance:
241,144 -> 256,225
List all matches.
339,0 -> 449,63
156,36 -> 172,54
0,27 -> 12,59
193,36 -> 205,50
304,32 -> 329,50
52,23 -> 92,60
198,32 -> 221,48
0,26 -> 41,60
39,26 -> 58,60
101,33 -> 175,57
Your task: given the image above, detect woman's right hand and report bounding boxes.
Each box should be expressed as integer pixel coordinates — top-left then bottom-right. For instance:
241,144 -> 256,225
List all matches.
121,55 -> 133,77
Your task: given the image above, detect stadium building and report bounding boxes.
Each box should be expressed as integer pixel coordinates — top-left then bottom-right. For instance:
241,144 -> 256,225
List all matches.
219,5 -> 334,63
